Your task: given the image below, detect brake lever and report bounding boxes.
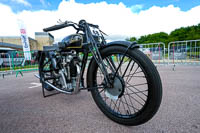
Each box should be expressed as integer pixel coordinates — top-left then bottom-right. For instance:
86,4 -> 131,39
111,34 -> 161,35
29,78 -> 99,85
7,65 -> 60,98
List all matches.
57,19 -> 63,24
57,19 -> 69,26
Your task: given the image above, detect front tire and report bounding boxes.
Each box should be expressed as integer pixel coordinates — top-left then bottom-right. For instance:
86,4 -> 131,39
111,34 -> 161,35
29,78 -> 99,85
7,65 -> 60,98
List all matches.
87,45 -> 162,126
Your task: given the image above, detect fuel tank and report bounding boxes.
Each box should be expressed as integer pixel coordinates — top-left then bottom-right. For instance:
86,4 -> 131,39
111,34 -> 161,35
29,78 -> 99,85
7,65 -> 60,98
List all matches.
61,34 -> 83,49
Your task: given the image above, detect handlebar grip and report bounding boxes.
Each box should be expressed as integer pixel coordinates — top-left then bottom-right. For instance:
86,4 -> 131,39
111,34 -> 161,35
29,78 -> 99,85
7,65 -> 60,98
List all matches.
43,24 -> 66,32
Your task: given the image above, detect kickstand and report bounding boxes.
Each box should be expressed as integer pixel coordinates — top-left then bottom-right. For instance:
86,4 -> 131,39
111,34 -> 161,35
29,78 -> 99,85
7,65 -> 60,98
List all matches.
42,87 -> 60,98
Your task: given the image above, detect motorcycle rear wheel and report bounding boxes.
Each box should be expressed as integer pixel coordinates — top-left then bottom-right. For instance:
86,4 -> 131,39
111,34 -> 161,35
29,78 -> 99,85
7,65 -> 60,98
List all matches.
87,45 -> 162,126
38,54 -> 55,91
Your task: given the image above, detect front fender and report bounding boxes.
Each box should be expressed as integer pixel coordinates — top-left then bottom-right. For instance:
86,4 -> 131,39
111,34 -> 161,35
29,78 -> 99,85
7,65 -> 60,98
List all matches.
106,41 -> 139,49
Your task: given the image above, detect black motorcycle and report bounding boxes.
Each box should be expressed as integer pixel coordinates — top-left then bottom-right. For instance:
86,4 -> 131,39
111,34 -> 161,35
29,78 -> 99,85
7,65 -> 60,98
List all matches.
35,20 -> 162,126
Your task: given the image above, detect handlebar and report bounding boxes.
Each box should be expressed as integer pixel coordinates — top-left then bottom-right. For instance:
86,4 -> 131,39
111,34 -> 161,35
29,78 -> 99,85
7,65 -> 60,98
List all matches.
43,22 -> 67,32
43,20 -> 99,32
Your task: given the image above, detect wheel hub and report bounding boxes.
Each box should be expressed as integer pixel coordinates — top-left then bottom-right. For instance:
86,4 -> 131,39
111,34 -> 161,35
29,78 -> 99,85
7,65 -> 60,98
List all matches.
105,74 -> 125,100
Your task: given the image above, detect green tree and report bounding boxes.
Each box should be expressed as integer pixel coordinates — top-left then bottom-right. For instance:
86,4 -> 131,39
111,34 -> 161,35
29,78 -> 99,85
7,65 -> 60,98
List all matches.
126,37 -> 137,42
127,23 -> 200,48
137,32 -> 168,44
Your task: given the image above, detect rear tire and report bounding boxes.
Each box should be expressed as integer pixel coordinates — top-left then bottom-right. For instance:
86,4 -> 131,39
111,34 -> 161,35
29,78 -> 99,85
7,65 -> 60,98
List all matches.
87,45 -> 162,126
38,53 -> 54,91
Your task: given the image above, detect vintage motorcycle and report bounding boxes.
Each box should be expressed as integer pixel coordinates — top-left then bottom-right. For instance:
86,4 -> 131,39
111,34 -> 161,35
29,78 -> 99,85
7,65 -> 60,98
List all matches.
35,20 -> 162,126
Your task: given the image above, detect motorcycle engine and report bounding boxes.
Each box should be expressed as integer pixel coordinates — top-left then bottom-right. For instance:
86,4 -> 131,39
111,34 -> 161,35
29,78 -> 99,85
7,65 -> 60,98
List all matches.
59,50 -> 81,93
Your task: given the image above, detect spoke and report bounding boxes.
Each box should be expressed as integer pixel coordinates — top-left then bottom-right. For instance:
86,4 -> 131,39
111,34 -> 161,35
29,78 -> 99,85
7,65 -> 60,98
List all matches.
109,56 -> 118,70
122,59 -> 132,78
130,61 -> 135,71
113,98 -> 119,111
128,94 -> 145,107
116,54 -> 123,75
125,61 -> 135,82
105,57 -> 116,73
119,66 -> 122,76
127,65 -> 139,83
126,71 -> 144,77
123,90 -> 148,96
125,90 -> 145,106
126,87 -> 147,102
126,82 -> 147,88
134,71 -> 143,75
110,99 -> 119,112
119,98 -> 127,114
117,98 -> 122,114
122,95 -> 132,115
124,75 -> 145,78
126,82 -> 148,97
119,98 -> 139,112
128,83 -> 147,87
125,89 -> 137,113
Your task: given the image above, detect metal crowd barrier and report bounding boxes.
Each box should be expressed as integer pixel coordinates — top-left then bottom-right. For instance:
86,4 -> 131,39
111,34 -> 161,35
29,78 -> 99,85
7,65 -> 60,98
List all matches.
139,42 -> 166,65
0,51 -> 38,77
0,53 -> 12,77
168,40 -> 200,66
1,39 -> 200,77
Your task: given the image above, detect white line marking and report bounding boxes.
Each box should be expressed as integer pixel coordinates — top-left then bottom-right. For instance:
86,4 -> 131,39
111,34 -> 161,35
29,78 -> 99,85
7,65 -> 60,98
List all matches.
29,82 -> 41,88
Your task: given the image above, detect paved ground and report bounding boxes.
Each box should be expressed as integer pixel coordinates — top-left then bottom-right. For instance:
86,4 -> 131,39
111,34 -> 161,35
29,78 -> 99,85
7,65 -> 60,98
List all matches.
0,66 -> 200,133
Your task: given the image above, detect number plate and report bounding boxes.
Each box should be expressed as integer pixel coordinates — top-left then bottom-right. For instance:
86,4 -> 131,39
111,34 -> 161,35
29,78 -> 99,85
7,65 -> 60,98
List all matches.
89,27 -> 101,36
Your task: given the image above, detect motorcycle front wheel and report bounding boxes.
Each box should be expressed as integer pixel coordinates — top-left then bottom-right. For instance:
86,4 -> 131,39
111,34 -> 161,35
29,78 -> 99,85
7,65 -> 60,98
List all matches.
87,45 -> 162,126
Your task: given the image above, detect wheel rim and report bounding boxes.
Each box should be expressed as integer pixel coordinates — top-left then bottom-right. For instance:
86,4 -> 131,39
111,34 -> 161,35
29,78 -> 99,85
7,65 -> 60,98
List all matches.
95,53 -> 149,118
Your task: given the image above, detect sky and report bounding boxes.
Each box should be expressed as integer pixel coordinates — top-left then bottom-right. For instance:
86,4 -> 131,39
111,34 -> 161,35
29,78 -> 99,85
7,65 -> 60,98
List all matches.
0,0 -> 200,42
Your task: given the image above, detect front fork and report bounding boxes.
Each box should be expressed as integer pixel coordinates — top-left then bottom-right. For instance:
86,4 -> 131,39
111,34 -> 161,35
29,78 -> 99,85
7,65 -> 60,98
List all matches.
91,43 -> 134,87
89,47 -> 112,87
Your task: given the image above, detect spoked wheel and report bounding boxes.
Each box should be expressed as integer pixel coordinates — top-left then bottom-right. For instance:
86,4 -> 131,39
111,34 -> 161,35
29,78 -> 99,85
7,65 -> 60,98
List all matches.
87,45 -> 162,126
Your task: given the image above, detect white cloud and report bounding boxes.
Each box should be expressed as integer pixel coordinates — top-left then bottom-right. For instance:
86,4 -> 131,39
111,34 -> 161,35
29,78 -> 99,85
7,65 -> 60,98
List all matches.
0,0 -> 200,42
0,3 -> 19,36
11,0 -> 31,7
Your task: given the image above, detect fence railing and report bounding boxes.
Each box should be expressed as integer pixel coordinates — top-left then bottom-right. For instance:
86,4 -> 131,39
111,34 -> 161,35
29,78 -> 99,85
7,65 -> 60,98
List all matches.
0,53 -> 13,76
168,40 -> 200,66
0,51 -> 38,77
1,39 -> 200,77
139,42 -> 166,65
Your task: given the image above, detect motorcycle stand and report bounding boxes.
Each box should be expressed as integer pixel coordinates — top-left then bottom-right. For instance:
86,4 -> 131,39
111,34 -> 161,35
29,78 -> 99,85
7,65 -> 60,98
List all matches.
42,86 -> 60,98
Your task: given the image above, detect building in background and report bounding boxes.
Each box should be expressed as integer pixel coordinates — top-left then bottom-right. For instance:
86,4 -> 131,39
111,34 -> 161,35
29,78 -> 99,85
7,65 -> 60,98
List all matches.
35,32 -> 54,50
0,32 -> 54,51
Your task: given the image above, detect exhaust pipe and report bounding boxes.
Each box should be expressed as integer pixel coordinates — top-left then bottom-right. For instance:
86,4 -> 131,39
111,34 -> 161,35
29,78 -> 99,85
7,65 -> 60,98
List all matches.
34,74 -> 73,94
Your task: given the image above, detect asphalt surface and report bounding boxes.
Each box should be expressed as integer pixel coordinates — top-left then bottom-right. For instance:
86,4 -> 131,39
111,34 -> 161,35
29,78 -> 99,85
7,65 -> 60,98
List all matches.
0,66 -> 200,133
